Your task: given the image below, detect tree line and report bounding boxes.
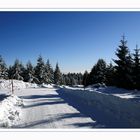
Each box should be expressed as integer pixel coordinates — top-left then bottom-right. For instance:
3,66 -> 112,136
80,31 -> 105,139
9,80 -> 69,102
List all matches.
0,55 -> 83,86
1,35 -> 140,89
83,35 -> 140,89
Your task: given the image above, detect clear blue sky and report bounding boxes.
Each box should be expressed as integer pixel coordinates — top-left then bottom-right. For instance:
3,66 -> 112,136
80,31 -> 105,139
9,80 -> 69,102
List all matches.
0,12 -> 140,73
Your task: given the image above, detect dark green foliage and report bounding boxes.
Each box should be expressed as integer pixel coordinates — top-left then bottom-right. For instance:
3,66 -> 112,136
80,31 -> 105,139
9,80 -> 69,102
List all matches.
132,45 -> 140,89
54,63 -> 62,85
105,63 -> 116,86
34,55 -> 46,84
24,61 -> 37,83
89,59 -> 107,85
63,73 -> 83,86
10,59 -> 24,80
45,59 -> 54,84
113,36 -> 133,89
8,65 -> 13,79
82,71 -> 89,87
77,73 -> 83,85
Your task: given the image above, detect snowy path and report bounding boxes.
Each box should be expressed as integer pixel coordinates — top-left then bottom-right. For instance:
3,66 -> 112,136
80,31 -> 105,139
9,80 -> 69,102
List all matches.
13,88 -> 96,128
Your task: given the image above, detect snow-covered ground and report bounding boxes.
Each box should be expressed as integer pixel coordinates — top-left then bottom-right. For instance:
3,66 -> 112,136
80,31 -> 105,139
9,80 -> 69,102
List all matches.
0,80 -> 98,128
1,79 -> 140,128
13,88 -> 97,128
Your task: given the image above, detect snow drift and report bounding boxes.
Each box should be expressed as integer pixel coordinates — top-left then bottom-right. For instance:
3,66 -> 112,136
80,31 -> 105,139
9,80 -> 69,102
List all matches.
0,94 -> 23,127
0,79 -> 38,94
60,88 -> 140,128
0,79 -> 35,128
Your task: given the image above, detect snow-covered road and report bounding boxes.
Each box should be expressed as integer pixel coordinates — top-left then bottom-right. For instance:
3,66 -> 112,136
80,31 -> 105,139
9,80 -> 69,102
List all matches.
13,88 -> 96,128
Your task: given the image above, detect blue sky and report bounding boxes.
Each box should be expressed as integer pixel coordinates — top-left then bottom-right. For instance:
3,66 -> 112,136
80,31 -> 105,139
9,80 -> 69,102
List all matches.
0,12 -> 140,73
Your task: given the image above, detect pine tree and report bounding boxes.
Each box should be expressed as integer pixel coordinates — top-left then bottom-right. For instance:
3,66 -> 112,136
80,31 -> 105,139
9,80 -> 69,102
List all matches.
77,73 -> 83,85
11,59 -> 24,80
114,35 -> 133,89
133,45 -> 140,89
45,59 -> 54,84
82,70 -> 89,87
89,59 -> 107,85
24,61 -> 36,83
61,74 -> 66,85
63,74 -> 71,85
34,55 -> 46,84
8,65 -> 13,79
0,55 -> 8,79
105,63 -> 115,86
20,63 -> 26,81
54,63 -> 62,85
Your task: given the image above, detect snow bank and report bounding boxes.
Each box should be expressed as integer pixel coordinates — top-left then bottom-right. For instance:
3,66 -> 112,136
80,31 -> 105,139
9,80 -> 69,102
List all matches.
93,86 -> 133,94
60,88 -> 140,128
0,95 -> 23,127
41,83 -> 54,88
0,79 -> 37,127
0,79 -> 26,90
87,86 -> 140,101
0,79 -> 38,93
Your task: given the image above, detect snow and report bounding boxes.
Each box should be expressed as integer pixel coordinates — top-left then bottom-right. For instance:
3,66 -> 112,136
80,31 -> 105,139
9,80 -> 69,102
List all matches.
61,87 -> 140,127
41,83 -> 54,88
63,85 -> 84,90
0,79 -> 38,128
13,88 -> 96,128
62,85 -> 140,102
0,79 -> 26,90
91,86 -> 140,102
1,79 -> 140,128
0,95 -> 23,127
0,79 -> 38,92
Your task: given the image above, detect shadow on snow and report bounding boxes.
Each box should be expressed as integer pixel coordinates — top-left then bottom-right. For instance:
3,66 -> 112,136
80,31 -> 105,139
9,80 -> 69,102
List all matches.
17,88 -> 135,128
15,112 -> 97,128
56,89 -> 135,128
0,94 -> 9,101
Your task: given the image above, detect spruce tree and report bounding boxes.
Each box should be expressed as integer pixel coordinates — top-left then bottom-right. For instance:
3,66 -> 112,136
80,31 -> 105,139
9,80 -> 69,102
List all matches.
61,74 -> 66,85
24,61 -> 36,83
63,74 -> 71,85
34,55 -> 46,84
77,73 -> 83,85
11,59 -> 24,80
20,63 -> 26,81
54,63 -> 62,85
105,63 -> 115,86
0,55 -> 8,79
45,59 -> 54,84
133,45 -> 140,89
8,65 -> 13,79
82,70 -> 89,87
89,59 -> 107,85
114,35 -> 133,89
